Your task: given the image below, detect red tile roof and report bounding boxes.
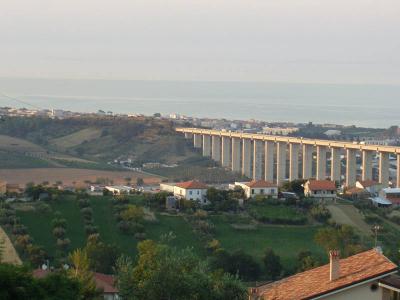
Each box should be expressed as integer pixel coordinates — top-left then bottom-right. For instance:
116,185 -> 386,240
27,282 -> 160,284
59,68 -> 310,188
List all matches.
358,180 -> 380,188
32,269 -> 118,294
175,180 -> 207,189
251,249 -> 397,300
245,180 -> 277,188
94,272 -> 118,294
307,180 -> 337,191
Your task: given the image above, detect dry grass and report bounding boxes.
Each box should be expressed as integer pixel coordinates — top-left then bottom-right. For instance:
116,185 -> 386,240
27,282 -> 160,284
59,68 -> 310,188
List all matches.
50,128 -> 102,149
0,227 -> 22,265
327,204 -> 371,236
0,168 -> 162,186
0,135 -> 45,153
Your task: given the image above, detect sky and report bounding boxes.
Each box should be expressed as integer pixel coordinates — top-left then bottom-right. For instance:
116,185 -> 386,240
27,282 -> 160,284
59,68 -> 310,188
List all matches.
1,0 -> 400,84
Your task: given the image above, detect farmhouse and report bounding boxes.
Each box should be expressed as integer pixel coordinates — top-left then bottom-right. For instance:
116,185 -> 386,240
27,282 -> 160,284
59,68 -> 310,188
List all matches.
379,188 -> 400,206
356,180 -> 383,196
304,180 -> 337,201
249,249 -> 399,300
160,180 -> 208,203
33,269 -> 119,300
231,180 -> 278,199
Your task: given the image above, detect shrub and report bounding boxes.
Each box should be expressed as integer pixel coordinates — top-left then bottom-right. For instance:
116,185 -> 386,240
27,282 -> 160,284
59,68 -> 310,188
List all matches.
80,207 -> 93,218
85,225 -> 98,235
57,238 -> 71,251
36,202 -> 52,214
134,232 -> 147,240
52,227 -> 66,238
78,199 -> 90,208
12,224 -> 28,235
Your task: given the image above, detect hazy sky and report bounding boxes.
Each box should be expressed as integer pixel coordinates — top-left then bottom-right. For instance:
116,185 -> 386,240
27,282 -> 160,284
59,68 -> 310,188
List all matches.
1,0 -> 400,84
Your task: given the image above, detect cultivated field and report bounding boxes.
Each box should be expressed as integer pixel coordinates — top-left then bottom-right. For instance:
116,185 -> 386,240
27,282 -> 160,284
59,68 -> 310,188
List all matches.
0,227 -> 22,265
0,168 -> 162,186
0,135 -> 46,153
50,128 -> 102,149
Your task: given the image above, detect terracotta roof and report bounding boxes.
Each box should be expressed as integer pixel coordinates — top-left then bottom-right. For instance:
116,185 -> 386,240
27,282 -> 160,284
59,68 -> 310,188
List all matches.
175,180 -> 207,189
251,249 -> 397,300
307,180 -> 337,191
32,269 -> 118,294
94,272 -> 118,294
358,180 -> 380,188
245,180 -> 277,188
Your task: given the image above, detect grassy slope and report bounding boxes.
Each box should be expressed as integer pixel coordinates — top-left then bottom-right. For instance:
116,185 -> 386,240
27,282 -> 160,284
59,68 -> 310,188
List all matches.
17,196 -> 323,268
211,216 -> 324,267
327,203 -> 371,236
50,128 -> 102,149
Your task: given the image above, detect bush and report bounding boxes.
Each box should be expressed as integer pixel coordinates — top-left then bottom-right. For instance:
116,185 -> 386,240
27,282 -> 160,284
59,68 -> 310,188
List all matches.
134,232 -> 147,240
80,207 -> 93,218
78,199 -> 90,208
310,206 -> 331,223
12,224 -> 28,235
52,227 -> 66,239
56,238 -> 71,251
364,215 -> 383,225
85,225 -> 98,235
36,202 -> 52,214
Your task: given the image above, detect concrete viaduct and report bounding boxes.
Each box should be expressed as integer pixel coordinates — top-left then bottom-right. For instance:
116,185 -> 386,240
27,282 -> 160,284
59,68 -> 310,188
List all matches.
176,128 -> 400,188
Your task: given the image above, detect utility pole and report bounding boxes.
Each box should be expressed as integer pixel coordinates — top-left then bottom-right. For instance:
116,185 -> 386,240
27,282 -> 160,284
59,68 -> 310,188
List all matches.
373,225 -> 381,247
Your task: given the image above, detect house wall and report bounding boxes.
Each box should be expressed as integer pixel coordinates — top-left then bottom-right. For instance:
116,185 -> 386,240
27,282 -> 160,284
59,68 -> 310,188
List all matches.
323,281 -> 383,300
160,183 -> 175,193
173,187 -> 207,202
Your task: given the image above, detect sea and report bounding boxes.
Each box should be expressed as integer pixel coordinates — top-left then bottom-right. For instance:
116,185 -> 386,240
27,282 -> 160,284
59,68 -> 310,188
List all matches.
0,77 -> 399,128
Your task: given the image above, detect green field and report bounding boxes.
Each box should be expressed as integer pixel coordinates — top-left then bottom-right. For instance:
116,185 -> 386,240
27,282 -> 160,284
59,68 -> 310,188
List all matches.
16,196 -> 324,268
0,150 -> 55,169
211,216 -> 324,267
17,196 -> 204,259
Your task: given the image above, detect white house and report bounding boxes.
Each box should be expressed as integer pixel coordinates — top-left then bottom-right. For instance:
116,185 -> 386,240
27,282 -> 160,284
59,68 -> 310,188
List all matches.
105,185 -> 133,195
160,180 -> 208,203
231,180 -> 278,199
304,180 -> 337,201
356,180 -> 383,196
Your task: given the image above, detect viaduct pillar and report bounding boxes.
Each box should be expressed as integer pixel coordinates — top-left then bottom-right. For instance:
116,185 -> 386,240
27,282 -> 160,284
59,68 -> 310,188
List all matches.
211,136 -> 221,162
193,134 -> 202,148
221,137 -> 231,168
362,150 -> 373,181
316,146 -> 327,180
202,135 -> 211,157
231,138 -> 241,173
242,139 -> 252,178
331,148 -> 341,183
253,140 -> 263,180
379,152 -> 389,187
397,154 -> 400,188
346,149 -> 357,187
265,141 -> 274,182
289,143 -> 299,181
277,142 -> 286,186
302,144 -> 313,180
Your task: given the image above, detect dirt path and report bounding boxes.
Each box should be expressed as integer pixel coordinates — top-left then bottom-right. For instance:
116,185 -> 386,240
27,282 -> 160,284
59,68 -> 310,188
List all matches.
327,204 -> 372,236
0,227 -> 22,265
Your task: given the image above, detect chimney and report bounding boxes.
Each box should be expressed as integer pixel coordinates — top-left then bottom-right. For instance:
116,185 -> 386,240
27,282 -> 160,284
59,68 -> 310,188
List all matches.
329,250 -> 340,281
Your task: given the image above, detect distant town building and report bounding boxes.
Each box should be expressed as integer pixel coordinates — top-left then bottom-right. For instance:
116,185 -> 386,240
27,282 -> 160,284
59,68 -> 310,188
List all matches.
230,180 -> 278,199
0,180 -> 6,194
105,185 -> 133,195
248,249 -> 398,300
160,180 -> 208,203
262,127 -> 299,136
304,180 -> 337,201
324,129 -> 342,137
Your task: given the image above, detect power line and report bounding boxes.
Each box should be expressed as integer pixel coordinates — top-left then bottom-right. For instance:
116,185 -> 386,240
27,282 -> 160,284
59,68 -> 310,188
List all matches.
0,92 -> 42,110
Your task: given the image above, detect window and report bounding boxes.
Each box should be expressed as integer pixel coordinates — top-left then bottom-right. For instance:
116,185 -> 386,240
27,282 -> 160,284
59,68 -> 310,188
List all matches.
271,189 -> 275,194
251,189 -> 255,194
197,191 -> 200,195
189,191 -> 193,195
260,189 -> 264,194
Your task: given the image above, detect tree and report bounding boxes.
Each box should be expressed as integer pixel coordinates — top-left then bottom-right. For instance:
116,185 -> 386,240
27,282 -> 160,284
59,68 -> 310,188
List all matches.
120,205 -> 144,223
297,250 -> 320,272
136,177 -> 144,186
115,255 -> 136,300
281,179 -> 306,195
210,249 -> 261,281
120,240 -> 247,300
68,248 -> 99,299
85,234 -> 120,274
263,248 -> 282,280
314,225 -> 364,257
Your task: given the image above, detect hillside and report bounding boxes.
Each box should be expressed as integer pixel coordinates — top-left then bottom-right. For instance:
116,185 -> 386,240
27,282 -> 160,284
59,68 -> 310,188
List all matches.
0,115 -> 244,183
